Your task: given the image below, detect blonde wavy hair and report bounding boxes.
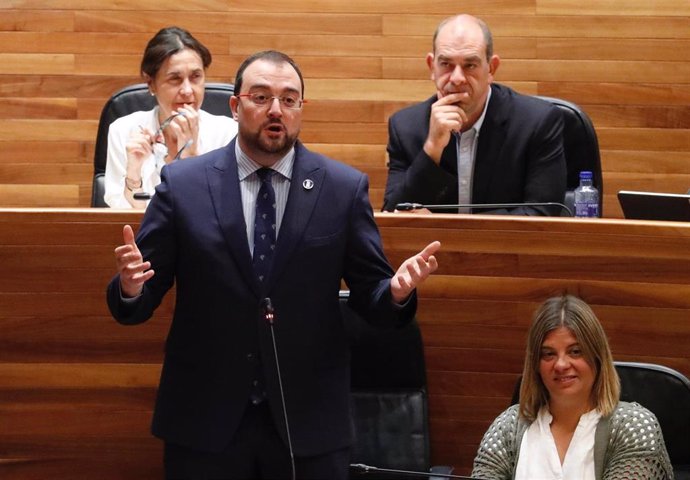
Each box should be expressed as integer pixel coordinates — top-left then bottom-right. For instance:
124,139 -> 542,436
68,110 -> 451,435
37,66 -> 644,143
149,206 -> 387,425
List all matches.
519,295 -> 620,422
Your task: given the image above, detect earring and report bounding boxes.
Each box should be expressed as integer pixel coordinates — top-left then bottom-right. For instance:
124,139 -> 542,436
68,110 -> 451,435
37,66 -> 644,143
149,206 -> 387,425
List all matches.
150,92 -> 155,97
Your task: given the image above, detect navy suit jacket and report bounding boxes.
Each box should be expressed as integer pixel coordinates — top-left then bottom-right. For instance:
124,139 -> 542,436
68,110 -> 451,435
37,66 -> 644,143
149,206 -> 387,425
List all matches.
382,83 -> 567,215
107,139 -> 415,455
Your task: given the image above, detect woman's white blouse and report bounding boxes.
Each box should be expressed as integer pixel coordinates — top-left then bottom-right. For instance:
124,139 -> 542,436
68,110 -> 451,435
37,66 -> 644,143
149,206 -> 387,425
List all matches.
515,408 -> 601,480
104,107 -> 237,208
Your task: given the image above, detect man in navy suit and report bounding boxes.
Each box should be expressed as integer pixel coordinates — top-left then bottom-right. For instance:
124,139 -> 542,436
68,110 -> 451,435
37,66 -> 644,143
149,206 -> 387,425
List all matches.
107,50 -> 440,479
382,14 -> 566,215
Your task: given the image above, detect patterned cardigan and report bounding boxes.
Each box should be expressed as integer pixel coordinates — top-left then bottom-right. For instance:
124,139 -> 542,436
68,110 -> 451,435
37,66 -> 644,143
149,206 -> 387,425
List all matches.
472,401 -> 674,480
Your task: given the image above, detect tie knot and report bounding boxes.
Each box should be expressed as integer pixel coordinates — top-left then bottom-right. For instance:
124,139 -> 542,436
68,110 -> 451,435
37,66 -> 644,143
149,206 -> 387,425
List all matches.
256,168 -> 274,182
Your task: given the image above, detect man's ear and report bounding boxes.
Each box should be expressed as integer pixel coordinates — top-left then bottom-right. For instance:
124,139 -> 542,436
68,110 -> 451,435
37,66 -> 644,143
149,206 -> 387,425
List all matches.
426,52 -> 435,81
230,96 -> 240,121
488,55 -> 500,79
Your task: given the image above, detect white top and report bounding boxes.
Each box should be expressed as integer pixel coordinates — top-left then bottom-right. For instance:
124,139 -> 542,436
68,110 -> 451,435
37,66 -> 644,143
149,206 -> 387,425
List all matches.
515,407 -> 601,480
104,107 -> 237,208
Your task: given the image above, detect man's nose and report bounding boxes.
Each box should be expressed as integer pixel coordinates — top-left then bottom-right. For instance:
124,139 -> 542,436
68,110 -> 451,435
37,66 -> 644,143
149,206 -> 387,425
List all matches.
449,65 -> 466,84
267,97 -> 283,117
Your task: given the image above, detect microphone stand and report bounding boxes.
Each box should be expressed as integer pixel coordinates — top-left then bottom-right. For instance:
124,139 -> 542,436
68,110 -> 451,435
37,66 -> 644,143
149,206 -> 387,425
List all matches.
395,201 -> 573,217
350,463 -> 475,479
263,298 -> 296,480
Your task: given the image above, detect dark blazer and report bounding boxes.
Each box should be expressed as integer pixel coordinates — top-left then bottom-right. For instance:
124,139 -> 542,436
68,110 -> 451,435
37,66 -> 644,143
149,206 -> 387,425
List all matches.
107,139 -> 415,456
382,83 -> 567,215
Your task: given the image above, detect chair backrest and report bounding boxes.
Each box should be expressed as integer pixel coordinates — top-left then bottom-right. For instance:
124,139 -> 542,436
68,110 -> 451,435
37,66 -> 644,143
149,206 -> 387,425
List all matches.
615,361 -> 690,472
340,291 -> 430,478
536,96 -> 603,216
91,82 -> 234,207
91,173 -> 107,208
510,361 -> 690,475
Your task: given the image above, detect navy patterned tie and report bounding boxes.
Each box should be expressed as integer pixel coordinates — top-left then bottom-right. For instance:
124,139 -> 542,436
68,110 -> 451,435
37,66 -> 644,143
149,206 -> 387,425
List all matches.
253,168 -> 276,283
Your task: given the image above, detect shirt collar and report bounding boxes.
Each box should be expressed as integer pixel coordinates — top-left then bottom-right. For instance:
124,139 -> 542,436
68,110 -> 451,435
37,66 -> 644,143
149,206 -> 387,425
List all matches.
236,141 -> 295,181
536,405 -> 601,433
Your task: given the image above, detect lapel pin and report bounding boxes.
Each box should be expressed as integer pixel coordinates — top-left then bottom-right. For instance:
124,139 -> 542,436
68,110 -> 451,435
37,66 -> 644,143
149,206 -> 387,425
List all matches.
303,179 -> 314,190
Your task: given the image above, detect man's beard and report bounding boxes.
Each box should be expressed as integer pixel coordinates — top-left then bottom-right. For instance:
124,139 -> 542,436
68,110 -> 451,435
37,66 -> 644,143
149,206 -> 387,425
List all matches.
240,120 -> 299,158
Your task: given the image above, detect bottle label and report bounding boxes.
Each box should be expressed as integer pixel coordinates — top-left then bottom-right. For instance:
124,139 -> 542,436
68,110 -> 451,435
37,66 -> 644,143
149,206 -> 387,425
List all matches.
575,203 -> 599,218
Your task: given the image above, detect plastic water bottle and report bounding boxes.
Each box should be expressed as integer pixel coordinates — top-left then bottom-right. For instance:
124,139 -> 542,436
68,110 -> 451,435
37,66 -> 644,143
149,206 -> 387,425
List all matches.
574,171 -> 599,218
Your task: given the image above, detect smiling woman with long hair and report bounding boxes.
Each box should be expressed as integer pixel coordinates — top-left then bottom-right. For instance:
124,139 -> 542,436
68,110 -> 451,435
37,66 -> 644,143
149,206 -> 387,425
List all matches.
472,295 -> 673,480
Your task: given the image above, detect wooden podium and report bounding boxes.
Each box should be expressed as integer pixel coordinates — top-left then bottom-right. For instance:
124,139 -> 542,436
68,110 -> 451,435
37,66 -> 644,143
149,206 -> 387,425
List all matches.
1,209 -> 689,477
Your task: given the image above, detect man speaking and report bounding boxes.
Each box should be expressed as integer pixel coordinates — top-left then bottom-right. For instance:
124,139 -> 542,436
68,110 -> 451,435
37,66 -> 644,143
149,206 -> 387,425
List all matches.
107,50 -> 440,479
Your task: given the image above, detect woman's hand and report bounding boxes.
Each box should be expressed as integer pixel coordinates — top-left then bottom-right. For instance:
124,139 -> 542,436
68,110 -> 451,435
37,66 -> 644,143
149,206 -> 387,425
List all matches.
125,127 -> 154,178
165,104 -> 200,159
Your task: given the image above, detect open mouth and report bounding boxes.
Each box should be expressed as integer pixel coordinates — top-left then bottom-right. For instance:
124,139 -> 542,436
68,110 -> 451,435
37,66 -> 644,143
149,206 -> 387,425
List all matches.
264,123 -> 285,135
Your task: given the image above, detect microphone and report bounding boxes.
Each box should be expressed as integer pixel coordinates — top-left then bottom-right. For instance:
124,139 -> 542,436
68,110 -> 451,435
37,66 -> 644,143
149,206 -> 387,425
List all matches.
395,201 -> 573,217
261,297 -> 275,325
262,297 -> 295,480
350,463 -> 476,479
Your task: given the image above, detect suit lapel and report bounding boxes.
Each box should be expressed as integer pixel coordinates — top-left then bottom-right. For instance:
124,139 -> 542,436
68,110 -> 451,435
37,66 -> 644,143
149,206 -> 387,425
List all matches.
207,140 -> 261,296
473,84 -> 508,203
440,139 -> 458,177
267,142 -> 324,289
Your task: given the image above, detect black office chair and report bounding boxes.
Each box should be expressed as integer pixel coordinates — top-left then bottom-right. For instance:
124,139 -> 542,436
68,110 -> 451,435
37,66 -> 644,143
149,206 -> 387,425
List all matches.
616,362 -> 690,480
340,291 -> 452,480
510,361 -> 690,479
91,82 -> 234,207
536,96 -> 603,216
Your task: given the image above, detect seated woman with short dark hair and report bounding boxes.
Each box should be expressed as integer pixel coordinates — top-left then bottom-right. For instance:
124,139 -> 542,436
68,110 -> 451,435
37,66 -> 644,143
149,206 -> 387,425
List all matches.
472,294 -> 673,480
104,26 -> 237,208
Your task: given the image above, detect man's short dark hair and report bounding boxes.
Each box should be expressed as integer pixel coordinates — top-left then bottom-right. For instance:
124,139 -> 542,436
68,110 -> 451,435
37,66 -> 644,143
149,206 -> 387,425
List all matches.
233,50 -> 305,97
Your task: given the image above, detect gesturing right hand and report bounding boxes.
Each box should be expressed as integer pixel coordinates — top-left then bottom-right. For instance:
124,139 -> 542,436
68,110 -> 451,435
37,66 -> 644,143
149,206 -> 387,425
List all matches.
423,92 -> 469,163
114,225 -> 154,298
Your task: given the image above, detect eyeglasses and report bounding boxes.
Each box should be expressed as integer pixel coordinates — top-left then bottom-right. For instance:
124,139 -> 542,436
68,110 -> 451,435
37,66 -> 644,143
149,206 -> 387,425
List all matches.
154,111 -> 186,140
237,93 -> 306,110
172,139 -> 193,162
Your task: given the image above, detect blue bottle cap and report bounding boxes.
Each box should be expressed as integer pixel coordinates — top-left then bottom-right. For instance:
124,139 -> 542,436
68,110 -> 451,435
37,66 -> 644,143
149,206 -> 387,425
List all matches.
579,171 -> 593,179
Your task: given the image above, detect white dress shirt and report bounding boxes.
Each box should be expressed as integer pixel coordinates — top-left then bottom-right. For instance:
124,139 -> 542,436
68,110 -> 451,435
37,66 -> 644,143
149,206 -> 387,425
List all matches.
235,141 -> 294,254
455,87 -> 491,213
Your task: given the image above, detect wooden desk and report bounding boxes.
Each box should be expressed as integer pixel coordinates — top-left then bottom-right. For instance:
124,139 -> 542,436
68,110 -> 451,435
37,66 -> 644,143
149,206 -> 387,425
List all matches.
1,209 -> 689,477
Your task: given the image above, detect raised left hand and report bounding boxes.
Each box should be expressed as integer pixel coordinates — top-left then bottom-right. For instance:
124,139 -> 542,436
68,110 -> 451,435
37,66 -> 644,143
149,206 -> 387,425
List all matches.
391,240 -> 441,303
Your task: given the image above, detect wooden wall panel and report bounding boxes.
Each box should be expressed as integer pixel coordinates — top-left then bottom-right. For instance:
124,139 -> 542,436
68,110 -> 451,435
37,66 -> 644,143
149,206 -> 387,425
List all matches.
0,10 -> 74,31
0,185 -> 79,207
0,53 -> 74,74
384,14 -> 690,38
73,12 -> 384,35
1,2 -> 687,214
537,38 -> 690,61
538,0 -> 690,16
1,210 -> 689,477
